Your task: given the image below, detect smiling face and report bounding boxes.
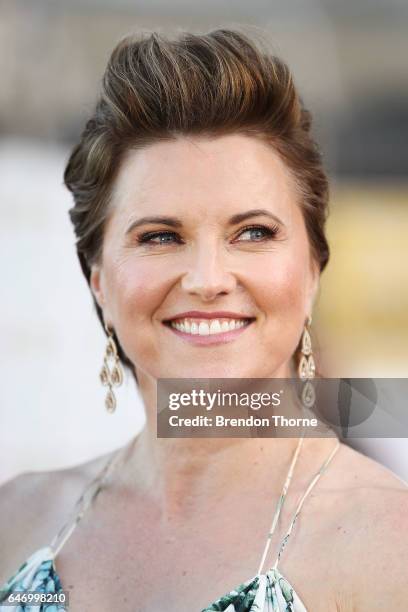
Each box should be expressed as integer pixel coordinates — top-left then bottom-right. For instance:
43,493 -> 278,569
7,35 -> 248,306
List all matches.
90,134 -> 319,381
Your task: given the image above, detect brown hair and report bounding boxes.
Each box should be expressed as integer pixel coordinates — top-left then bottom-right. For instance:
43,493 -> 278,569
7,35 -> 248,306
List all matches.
64,28 -> 330,381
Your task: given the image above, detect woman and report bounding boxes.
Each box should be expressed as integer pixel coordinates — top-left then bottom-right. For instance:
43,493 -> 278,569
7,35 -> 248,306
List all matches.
0,29 -> 407,611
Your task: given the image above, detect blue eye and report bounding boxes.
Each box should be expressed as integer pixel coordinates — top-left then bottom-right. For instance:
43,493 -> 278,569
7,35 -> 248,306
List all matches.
137,224 -> 279,246
236,224 -> 279,242
138,231 -> 181,245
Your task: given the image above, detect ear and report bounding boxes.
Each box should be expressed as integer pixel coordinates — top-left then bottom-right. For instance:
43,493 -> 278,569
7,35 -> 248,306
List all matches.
90,264 -> 106,311
306,259 -> 320,315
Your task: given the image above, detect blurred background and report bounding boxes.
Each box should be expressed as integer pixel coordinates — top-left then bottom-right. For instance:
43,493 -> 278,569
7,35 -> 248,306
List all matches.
1,0 -> 407,484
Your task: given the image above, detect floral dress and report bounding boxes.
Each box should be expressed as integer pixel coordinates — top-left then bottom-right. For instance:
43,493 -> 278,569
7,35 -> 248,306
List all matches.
0,436 -> 341,611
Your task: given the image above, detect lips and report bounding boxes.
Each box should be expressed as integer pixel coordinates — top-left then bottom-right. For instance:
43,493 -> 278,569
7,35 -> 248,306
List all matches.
162,312 -> 256,346
163,311 -> 256,322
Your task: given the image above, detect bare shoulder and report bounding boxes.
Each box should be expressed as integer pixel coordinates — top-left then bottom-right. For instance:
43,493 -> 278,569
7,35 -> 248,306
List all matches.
333,440 -> 407,491
0,448 -> 116,586
328,441 -> 408,610
329,440 -> 408,527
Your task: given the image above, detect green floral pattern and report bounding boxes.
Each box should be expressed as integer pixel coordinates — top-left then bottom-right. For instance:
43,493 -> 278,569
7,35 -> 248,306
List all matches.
0,546 -> 66,611
0,555 -> 307,612
202,567 -> 307,611
1,437 -> 342,611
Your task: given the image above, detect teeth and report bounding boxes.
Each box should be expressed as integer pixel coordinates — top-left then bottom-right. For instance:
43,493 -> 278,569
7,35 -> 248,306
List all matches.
198,321 -> 210,335
210,320 -> 222,334
169,317 -> 250,336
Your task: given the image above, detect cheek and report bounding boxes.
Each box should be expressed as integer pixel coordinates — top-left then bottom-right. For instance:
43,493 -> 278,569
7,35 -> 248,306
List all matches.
104,255 -> 167,324
251,254 -> 309,362
102,255 -> 170,367
251,248 -> 310,313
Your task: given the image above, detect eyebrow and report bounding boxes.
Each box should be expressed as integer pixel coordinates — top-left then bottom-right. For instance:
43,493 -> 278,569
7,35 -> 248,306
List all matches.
125,208 -> 284,234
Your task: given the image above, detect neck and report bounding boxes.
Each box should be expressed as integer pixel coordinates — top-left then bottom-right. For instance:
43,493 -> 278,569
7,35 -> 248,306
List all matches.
117,424 -> 305,524
113,367 -> 321,521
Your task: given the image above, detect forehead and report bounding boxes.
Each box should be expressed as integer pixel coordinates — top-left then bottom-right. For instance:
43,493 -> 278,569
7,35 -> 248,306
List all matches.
111,134 -> 300,223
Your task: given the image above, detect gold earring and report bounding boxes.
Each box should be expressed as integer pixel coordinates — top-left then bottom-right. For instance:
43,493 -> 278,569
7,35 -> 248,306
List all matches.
298,315 -> 316,409
99,322 -> 124,413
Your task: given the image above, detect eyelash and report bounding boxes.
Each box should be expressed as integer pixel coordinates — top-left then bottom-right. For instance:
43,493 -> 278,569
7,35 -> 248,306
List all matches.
137,224 -> 280,246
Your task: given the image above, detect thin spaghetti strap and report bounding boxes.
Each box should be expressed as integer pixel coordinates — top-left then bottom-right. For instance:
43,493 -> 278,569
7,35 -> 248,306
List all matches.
271,438 -> 341,571
49,436 -> 137,559
257,433 -> 305,575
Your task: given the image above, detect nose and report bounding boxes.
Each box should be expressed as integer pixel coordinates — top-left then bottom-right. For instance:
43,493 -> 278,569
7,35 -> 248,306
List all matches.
181,241 -> 237,301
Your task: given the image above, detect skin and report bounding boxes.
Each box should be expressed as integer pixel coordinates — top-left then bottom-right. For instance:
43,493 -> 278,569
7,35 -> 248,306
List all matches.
1,135 -> 407,611
93,134 -> 319,382
90,133 -> 321,499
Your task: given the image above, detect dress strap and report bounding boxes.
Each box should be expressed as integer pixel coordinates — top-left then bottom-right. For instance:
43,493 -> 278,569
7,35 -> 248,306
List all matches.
257,434 -> 305,575
270,438 -> 341,571
49,437 -> 136,559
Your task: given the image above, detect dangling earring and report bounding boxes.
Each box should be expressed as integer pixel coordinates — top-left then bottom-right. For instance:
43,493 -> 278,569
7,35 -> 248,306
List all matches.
298,315 -> 316,409
99,322 -> 124,413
